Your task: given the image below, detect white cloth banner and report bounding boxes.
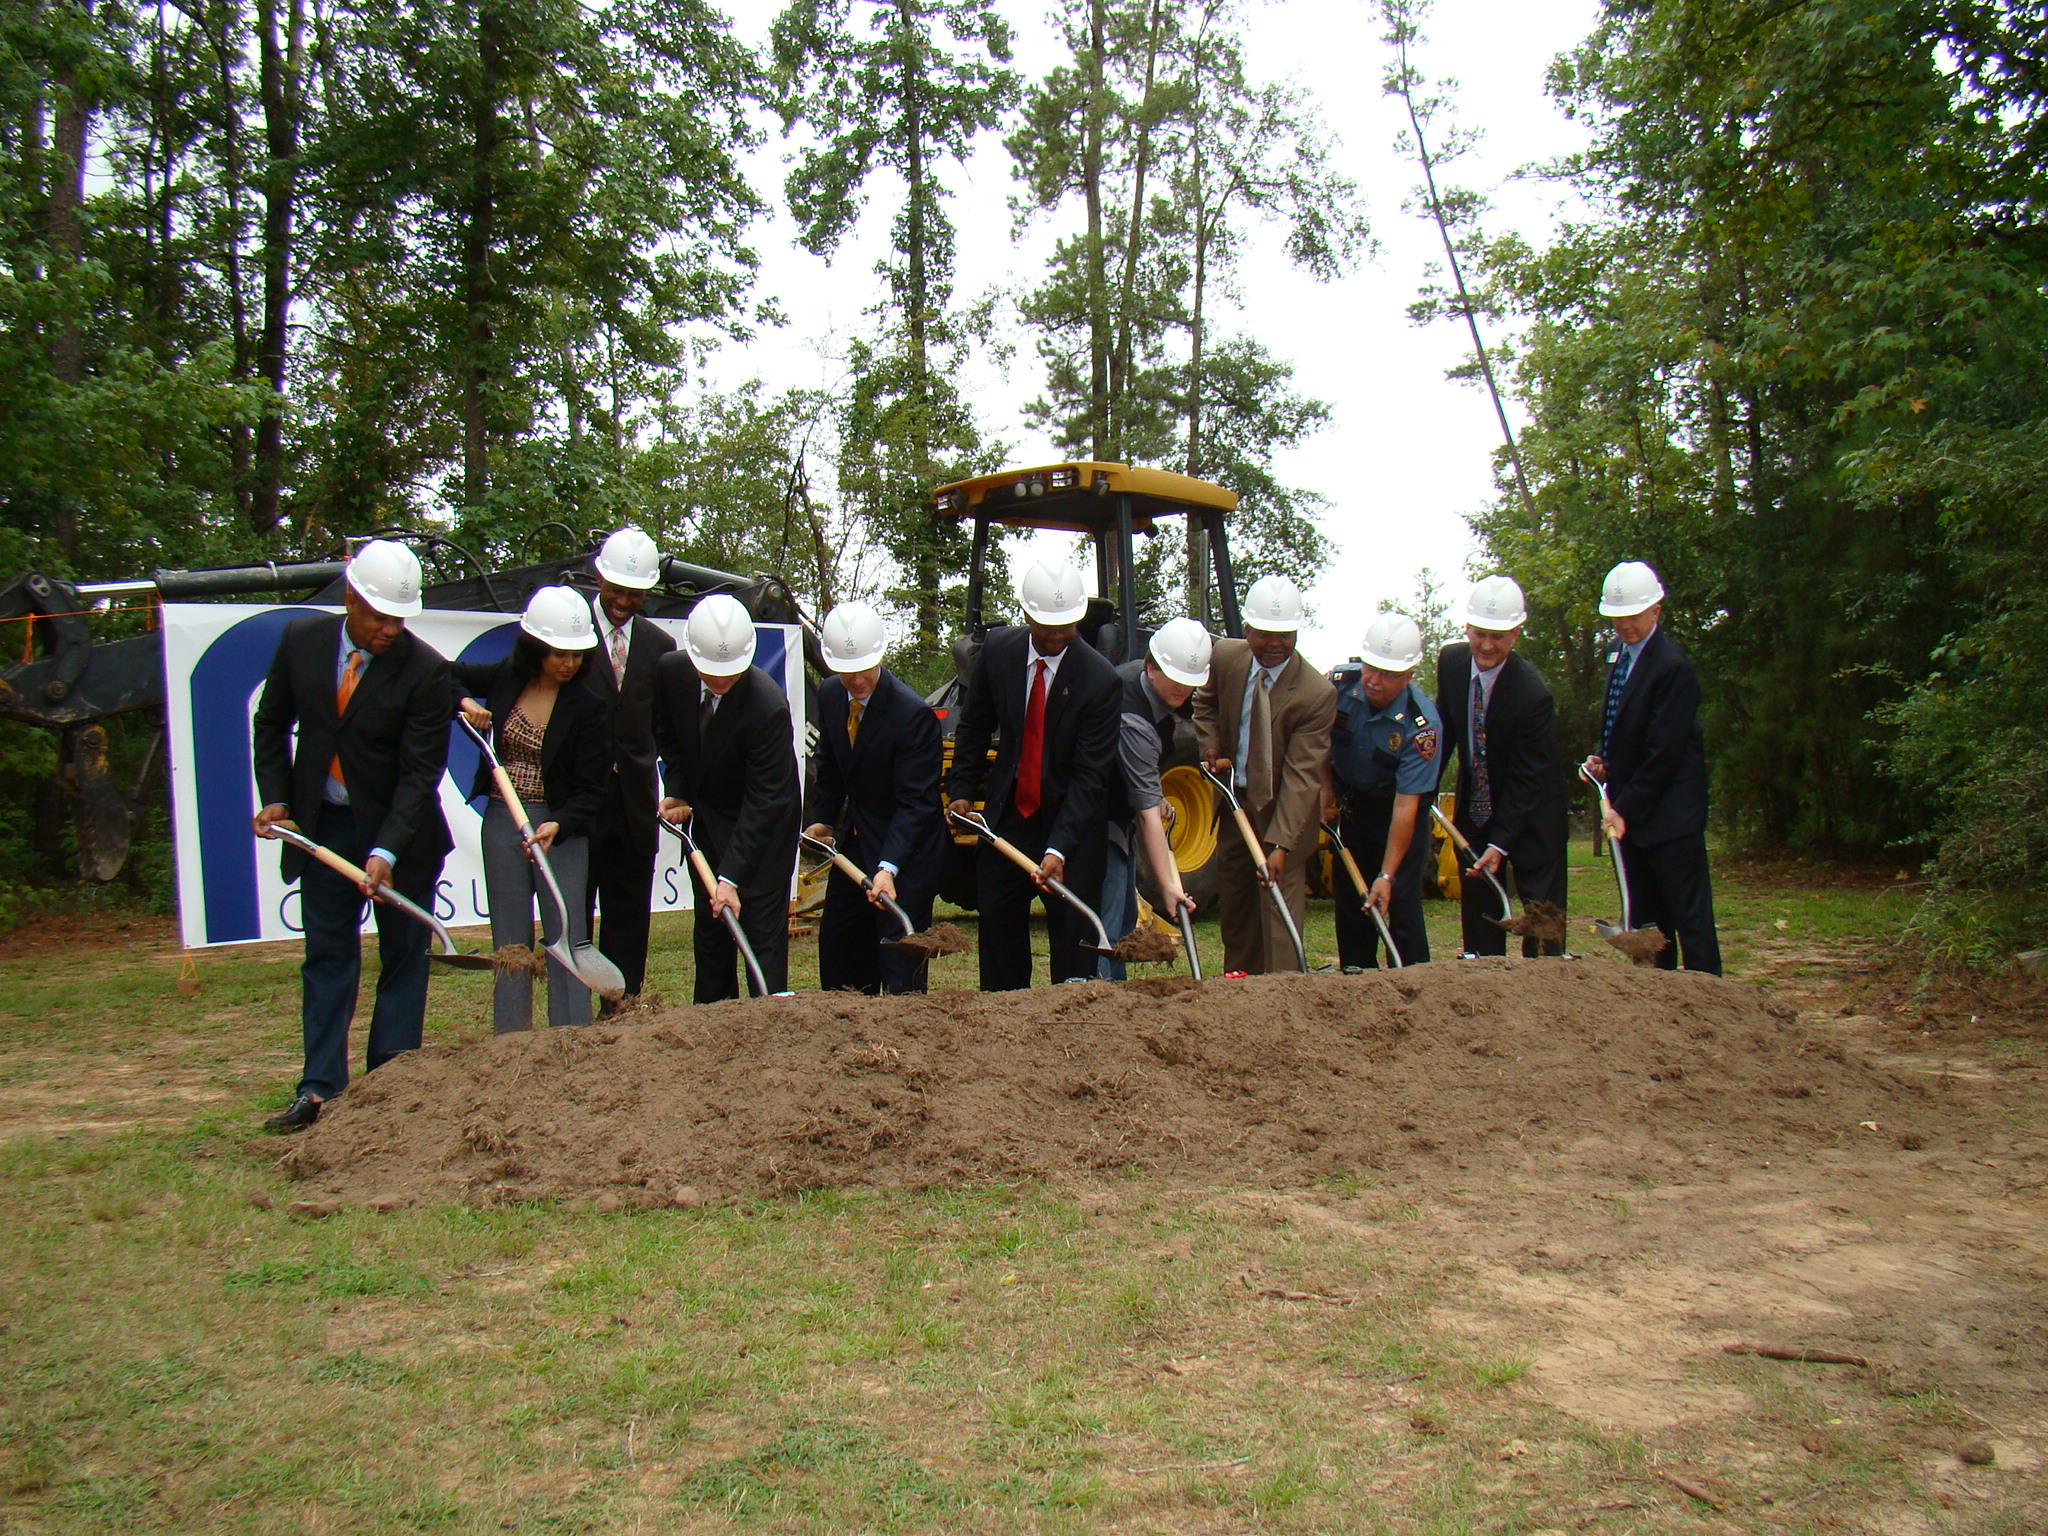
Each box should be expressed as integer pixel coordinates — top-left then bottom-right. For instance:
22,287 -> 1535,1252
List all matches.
161,603 -> 807,949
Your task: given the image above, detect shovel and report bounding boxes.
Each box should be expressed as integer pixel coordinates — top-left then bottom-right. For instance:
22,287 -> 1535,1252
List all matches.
1427,803 -> 1513,926
798,831 -> 928,953
946,809 -> 1117,955
659,813 -> 771,998
1578,760 -> 1669,962
259,824 -> 494,970
1320,819 -> 1402,969
1175,904 -> 1204,981
460,718 -> 626,997
1198,764 -> 1309,973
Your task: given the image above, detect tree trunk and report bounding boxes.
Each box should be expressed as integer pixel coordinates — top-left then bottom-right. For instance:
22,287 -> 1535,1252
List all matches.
1182,67 -> 1210,627
254,0 -> 303,534
212,0 -> 254,529
47,0 -> 92,560
1082,0 -> 1109,462
900,0 -> 940,652
462,4 -> 506,511
1111,0 -> 1165,462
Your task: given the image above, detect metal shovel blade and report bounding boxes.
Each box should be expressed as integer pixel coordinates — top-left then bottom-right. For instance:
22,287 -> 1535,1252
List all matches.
1046,877 -> 1118,955
529,842 -> 625,997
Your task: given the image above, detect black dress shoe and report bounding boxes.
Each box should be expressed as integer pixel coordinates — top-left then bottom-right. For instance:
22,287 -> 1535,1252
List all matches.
264,1093 -> 322,1133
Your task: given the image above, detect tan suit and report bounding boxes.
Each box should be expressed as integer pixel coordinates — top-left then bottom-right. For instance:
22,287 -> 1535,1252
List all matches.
1194,640 -> 1336,973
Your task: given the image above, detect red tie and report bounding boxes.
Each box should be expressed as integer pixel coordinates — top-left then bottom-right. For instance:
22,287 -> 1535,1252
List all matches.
1016,659 -> 1046,818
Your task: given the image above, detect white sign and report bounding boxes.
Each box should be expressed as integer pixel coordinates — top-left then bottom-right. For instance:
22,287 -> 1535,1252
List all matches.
161,604 -> 807,949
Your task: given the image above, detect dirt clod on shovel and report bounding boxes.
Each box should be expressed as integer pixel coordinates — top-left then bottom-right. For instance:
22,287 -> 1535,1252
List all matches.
893,922 -> 972,959
489,945 -> 549,976
1492,900 -> 1567,945
1112,927 -> 1183,964
1598,925 -> 1670,964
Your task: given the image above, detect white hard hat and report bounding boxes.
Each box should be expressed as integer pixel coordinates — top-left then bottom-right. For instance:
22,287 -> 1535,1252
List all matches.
1599,560 -> 1665,618
685,592 -> 756,677
520,585 -> 597,650
1148,617 -> 1213,688
1360,611 -> 1424,672
346,539 -> 423,618
1464,573 -> 1528,631
1242,574 -> 1305,633
819,600 -> 887,672
595,527 -> 660,589
1018,558 -> 1089,625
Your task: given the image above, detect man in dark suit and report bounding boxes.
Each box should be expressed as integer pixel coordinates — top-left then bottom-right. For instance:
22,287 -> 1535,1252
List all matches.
583,527 -> 676,1008
251,539 -> 453,1131
805,600 -> 950,994
946,558 -> 1120,990
1587,561 -> 1721,974
653,594 -> 801,1001
1435,575 -> 1569,957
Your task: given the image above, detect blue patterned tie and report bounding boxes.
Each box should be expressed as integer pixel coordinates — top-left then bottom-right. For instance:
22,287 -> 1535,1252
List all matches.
1470,671 -> 1492,824
1603,644 -> 1634,756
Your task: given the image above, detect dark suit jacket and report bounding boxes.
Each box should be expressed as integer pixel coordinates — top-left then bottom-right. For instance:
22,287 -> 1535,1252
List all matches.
1435,644 -> 1568,868
582,610 -> 675,851
1603,626 -> 1710,846
450,657 -> 612,839
945,625 -> 1120,858
252,613 -> 453,880
651,655 -> 800,898
810,669 -> 949,886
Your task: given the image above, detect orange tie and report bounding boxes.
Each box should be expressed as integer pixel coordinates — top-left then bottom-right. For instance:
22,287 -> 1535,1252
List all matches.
848,697 -> 864,747
329,649 -> 363,784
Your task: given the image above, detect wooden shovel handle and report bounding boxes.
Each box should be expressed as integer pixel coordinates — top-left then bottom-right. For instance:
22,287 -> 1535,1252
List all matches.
823,846 -> 873,888
982,827 -> 1049,878
1431,802 -> 1480,862
1228,803 -> 1271,872
487,762 -> 537,836
302,837 -> 374,888
1333,840 -> 1372,899
686,847 -> 722,902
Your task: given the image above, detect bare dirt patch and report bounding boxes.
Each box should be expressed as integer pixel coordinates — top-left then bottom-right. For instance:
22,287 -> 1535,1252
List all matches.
279,961 -> 1939,1209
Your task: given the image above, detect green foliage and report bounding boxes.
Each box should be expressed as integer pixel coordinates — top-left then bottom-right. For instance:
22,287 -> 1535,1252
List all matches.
1463,0 -> 2048,903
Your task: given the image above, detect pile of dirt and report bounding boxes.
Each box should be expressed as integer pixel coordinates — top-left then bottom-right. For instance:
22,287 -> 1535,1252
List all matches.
279,961 -> 1940,1209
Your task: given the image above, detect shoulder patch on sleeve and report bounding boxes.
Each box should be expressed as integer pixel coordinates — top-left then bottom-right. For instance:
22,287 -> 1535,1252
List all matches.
1413,725 -> 1438,761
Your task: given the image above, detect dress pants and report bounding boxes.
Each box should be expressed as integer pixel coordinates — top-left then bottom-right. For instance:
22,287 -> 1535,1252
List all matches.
976,804 -> 1106,990
818,835 -> 937,995
298,801 -> 441,1099
1455,815 -> 1568,958
1621,832 -> 1721,975
1332,795 -> 1431,970
1215,800 -> 1310,975
481,799 -> 591,1032
1095,833 -> 1140,981
584,781 -> 657,1000
694,882 -> 789,1002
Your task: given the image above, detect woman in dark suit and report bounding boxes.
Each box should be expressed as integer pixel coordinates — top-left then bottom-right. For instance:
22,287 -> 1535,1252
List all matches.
453,586 -> 613,1030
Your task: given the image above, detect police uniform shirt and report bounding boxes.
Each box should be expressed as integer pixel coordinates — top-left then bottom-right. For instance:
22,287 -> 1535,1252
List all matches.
1331,676 -> 1440,800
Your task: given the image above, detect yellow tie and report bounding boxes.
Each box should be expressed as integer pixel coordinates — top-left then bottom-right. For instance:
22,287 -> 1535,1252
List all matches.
848,697 -> 864,747
330,648 -> 363,784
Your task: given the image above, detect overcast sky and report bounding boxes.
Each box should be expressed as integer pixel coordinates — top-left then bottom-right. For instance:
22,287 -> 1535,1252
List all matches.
710,0 -> 1600,669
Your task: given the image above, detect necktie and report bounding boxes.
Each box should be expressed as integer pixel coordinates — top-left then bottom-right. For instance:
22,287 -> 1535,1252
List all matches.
1015,659 -> 1046,818
1603,644 -> 1634,756
699,690 -> 717,737
329,648 -> 363,784
848,697 -> 864,748
609,625 -> 627,686
1470,671 -> 1493,824
1245,666 -> 1276,812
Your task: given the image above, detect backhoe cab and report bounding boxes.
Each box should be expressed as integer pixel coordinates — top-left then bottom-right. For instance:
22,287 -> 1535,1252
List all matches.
929,461 -> 1247,911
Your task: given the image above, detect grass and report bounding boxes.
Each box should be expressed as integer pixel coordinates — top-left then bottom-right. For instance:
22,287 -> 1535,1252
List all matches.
0,843 -> 1985,1533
